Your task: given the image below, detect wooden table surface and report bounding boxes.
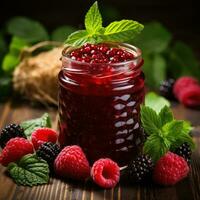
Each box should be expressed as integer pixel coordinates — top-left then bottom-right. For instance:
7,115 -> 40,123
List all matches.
0,101 -> 200,200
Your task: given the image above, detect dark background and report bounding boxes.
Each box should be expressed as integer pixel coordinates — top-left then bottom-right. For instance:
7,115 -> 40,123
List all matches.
1,0 -> 200,55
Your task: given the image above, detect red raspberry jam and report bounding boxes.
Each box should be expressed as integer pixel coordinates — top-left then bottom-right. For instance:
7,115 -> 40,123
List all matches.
58,43 -> 145,166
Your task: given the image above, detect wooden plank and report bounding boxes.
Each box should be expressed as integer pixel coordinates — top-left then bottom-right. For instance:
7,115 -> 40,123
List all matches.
0,102 -> 200,200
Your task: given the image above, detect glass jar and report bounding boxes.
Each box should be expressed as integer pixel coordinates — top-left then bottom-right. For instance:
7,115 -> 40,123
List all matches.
58,43 -> 145,166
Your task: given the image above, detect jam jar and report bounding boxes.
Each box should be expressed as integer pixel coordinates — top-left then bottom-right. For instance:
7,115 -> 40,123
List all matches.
58,43 -> 145,166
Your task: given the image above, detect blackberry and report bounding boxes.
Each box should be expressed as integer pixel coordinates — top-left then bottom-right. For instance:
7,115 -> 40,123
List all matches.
127,154 -> 154,183
0,124 -> 26,148
159,78 -> 175,99
174,143 -> 192,164
36,142 -> 61,167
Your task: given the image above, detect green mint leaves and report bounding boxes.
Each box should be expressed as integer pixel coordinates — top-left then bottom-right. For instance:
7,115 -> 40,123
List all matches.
8,154 -> 49,186
85,1 -> 103,34
21,113 -> 51,138
65,1 -> 143,46
141,105 -> 194,162
103,20 -> 143,42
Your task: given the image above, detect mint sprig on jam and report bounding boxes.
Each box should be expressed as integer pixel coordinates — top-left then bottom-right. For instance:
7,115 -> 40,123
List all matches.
141,105 -> 195,162
65,1 -> 144,46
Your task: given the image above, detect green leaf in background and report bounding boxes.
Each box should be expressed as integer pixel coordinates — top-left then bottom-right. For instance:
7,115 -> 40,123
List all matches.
2,53 -> 20,72
133,22 -> 172,54
145,92 -> 170,113
0,33 -> 7,63
7,17 -> 49,43
21,113 -> 51,138
8,154 -> 49,186
9,36 -> 28,55
51,26 -> 77,42
168,41 -> 200,80
141,105 -> 162,135
0,76 -> 12,101
2,36 -> 28,73
85,1 -> 103,34
103,20 -> 144,42
143,54 -> 167,88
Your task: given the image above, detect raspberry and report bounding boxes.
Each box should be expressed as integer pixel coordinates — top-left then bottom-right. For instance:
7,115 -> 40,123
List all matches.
31,128 -> 58,150
0,124 -> 26,148
91,158 -> 120,188
36,142 -> 61,167
153,152 -> 189,185
173,76 -> 199,99
0,137 -> 34,166
126,154 -> 154,183
178,85 -> 200,107
173,143 -> 192,164
69,43 -> 134,64
54,145 -> 90,180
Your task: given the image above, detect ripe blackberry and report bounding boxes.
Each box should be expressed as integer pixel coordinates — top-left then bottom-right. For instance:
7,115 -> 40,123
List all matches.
159,78 -> 175,99
174,143 -> 192,164
0,124 -> 26,148
127,154 -> 154,183
36,142 -> 61,167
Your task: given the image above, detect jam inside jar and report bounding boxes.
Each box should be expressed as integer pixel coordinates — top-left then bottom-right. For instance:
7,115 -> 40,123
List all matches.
58,43 -> 145,166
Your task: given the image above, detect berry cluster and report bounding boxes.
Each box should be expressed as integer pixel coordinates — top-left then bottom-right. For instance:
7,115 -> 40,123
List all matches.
159,78 -> 175,99
69,43 -> 134,64
0,122 -> 193,188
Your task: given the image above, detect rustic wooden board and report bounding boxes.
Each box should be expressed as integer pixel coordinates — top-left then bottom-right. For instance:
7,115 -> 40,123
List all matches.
0,101 -> 200,200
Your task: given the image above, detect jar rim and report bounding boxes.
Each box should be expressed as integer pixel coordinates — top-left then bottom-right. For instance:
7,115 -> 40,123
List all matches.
62,42 -> 142,66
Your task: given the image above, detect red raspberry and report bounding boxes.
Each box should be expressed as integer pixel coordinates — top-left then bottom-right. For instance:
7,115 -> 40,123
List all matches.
0,137 -> 34,166
91,158 -> 120,188
173,76 -> 199,99
153,152 -> 189,186
173,76 -> 200,107
54,145 -> 90,180
178,84 -> 200,107
31,128 -> 58,150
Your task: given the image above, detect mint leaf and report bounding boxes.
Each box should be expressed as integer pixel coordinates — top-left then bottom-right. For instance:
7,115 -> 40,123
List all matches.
21,113 -> 51,138
52,26 -> 77,42
163,120 -> 194,150
141,105 -> 162,135
144,133 -> 170,162
8,154 -> 49,186
65,30 -> 92,46
145,92 -> 170,114
159,106 -> 173,126
103,20 -> 143,42
85,1 -> 102,34
7,17 -> 49,43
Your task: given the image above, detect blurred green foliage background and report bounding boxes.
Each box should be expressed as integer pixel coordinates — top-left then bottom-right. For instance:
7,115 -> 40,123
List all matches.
0,2 -> 200,101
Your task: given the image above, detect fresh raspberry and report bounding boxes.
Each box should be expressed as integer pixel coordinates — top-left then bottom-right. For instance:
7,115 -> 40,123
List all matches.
173,76 -> 199,99
178,84 -> 200,107
0,137 -> 34,166
153,152 -> 189,186
31,128 -> 58,150
54,145 -> 90,180
91,158 -> 120,188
